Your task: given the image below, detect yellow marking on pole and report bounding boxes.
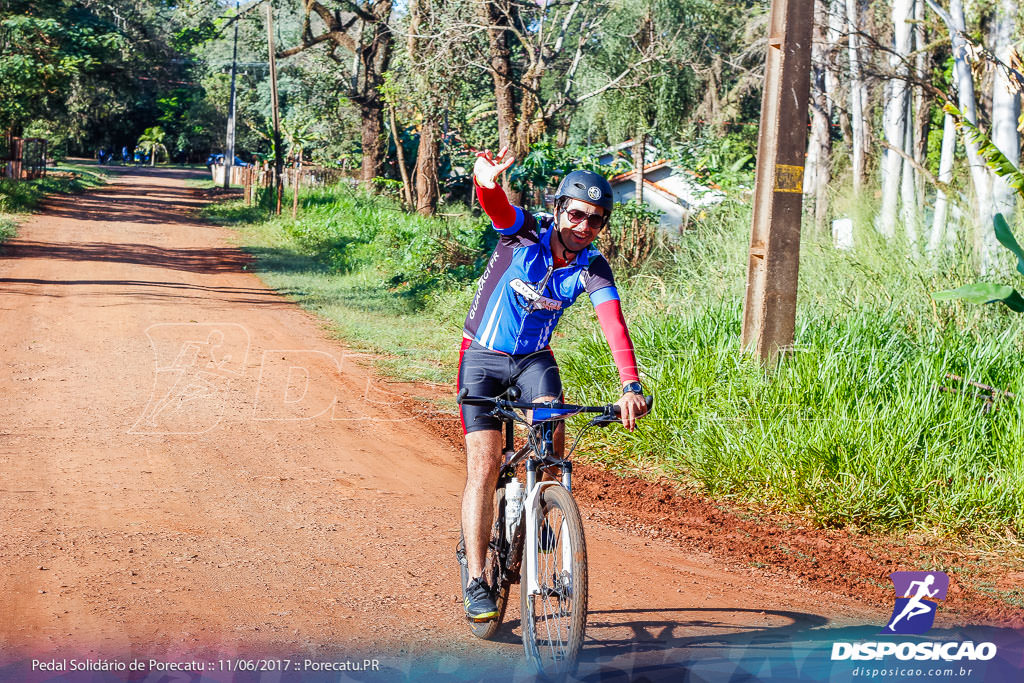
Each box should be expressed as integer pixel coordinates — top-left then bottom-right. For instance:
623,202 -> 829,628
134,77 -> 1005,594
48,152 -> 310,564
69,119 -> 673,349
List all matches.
774,164 -> 804,193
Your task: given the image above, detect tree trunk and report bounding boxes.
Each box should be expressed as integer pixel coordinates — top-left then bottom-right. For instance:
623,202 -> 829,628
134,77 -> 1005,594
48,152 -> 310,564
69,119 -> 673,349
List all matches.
877,0 -> 912,239
944,0 -> 993,270
990,0 -> 1020,252
388,105 -> 414,208
900,0 -> 920,244
483,0 -> 520,203
805,0 -> 831,234
633,132 -> 646,204
415,118 -> 440,215
845,0 -> 866,195
355,4 -> 394,188
912,0 -> 930,209
928,113 -> 957,255
292,148 -> 302,219
900,107 -> 918,246
360,101 -> 386,186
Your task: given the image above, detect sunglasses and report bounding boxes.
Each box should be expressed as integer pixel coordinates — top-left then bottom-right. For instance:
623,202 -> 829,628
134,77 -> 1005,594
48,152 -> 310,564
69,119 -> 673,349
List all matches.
563,208 -> 605,231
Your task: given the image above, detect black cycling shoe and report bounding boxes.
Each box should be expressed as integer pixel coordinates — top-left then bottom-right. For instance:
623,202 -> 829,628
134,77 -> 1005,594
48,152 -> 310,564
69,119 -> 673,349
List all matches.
464,576 -> 499,622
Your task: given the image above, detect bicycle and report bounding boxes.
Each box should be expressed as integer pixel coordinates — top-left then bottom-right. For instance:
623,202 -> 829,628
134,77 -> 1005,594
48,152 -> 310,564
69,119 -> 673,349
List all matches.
455,386 -> 653,678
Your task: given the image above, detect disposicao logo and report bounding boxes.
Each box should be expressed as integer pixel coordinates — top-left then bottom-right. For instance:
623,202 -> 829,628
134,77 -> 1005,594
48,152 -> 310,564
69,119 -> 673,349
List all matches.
885,571 -> 948,635
830,571 -> 997,663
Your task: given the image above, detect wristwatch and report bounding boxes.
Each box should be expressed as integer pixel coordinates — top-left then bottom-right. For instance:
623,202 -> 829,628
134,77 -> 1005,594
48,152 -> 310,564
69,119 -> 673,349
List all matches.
622,381 -> 644,395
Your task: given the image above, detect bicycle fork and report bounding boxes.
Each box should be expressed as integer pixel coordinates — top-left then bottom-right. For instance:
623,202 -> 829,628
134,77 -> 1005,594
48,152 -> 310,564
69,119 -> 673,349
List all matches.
522,448 -> 573,598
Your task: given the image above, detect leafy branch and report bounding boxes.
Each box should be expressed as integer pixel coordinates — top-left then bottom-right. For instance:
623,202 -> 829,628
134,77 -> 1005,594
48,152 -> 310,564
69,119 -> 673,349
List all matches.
934,104 -> 1024,313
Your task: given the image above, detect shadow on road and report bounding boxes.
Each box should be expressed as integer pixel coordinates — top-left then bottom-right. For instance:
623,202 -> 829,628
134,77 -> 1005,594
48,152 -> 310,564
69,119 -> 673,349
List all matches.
0,241 -> 254,274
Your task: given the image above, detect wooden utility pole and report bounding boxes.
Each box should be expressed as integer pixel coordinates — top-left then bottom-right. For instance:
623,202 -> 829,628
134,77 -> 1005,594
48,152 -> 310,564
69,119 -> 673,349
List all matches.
266,2 -> 283,215
740,0 -> 813,362
223,1 -> 240,190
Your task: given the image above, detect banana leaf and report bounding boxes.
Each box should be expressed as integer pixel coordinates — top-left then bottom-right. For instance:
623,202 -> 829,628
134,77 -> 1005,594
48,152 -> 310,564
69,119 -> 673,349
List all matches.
934,282 -> 1024,312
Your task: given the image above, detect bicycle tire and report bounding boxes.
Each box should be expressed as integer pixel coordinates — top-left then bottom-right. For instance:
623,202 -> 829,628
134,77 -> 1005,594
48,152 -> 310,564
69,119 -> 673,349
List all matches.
520,484 -> 588,678
458,487 -> 511,639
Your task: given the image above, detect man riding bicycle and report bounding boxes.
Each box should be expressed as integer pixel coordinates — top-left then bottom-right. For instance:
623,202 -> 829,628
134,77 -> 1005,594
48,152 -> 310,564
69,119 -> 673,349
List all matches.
459,147 -> 647,621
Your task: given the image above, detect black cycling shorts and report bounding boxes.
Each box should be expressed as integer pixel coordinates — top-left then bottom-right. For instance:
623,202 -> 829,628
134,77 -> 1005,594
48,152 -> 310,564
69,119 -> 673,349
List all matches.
457,338 -> 563,434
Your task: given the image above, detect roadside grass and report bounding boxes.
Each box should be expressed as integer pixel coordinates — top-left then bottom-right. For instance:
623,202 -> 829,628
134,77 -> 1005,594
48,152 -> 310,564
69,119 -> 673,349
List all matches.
206,184 -> 1024,542
0,164 -> 106,242
206,185 -> 486,382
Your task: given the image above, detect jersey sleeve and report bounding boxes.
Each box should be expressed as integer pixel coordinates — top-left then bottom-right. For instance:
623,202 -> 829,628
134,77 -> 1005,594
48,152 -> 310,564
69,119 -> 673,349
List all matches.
586,256 -> 640,384
475,178 -> 524,235
584,254 -> 619,304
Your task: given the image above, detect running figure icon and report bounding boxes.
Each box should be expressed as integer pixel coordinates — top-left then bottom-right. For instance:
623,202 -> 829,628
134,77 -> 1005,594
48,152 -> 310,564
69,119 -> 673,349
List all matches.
884,571 -> 949,635
887,574 -> 938,631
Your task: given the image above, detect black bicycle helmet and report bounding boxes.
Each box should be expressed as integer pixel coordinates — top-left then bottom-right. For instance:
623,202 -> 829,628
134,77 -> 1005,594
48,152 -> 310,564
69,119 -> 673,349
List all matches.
554,169 -> 614,213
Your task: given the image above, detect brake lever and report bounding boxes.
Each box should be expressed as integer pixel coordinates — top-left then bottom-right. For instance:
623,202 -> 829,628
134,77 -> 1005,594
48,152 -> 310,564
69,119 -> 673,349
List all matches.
589,410 -> 619,428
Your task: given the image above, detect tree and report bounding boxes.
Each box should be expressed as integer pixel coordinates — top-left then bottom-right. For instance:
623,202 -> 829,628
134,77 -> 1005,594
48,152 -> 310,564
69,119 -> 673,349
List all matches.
877,0 -> 915,242
136,126 -> 168,165
925,0 -> 993,269
588,0 -> 705,204
845,0 -> 866,194
988,0 -> 1020,252
0,2 -> 122,135
468,0 -> 667,202
277,0 -> 395,187
804,0 -> 835,233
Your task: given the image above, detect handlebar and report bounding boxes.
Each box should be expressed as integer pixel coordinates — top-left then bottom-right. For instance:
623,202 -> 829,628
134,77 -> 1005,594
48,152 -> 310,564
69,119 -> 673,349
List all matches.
457,387 -> 653,424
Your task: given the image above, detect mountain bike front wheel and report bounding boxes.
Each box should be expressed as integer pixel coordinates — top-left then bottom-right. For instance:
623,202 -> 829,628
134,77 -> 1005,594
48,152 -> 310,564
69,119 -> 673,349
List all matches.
458,487 -> 511,639
521,484 -> 588,678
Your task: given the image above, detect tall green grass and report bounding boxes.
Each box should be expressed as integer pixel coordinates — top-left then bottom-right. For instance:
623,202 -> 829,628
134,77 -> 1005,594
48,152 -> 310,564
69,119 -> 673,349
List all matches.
207,185 -> 1024,539
0,165 -> 107,242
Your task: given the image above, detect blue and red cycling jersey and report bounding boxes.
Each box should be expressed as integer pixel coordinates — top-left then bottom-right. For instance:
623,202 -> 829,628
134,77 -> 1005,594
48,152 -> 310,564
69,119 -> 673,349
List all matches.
464,207 -> 620,355
465,180 -> 639,383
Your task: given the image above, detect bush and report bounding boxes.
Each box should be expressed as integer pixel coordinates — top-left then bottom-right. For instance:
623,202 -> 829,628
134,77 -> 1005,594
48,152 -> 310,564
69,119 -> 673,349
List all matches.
602,199 -> 662,270
213,183 -> 492,297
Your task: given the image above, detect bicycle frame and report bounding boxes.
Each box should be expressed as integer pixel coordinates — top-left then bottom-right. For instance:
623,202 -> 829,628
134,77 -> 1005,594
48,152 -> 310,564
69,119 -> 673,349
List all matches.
496,414 -> 576,600
458,388 -> 653,670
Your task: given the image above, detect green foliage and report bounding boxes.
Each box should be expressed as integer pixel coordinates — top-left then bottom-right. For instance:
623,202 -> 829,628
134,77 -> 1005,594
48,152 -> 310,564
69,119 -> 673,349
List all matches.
509,139 -> 627,198
946,104 -> 1024,192
136,126 -> 169,164
936,105 -> 1024,313
208,182 -> 491,298
934,283 -> 1024,312
0,9 -> 123,132
602,199 -> 663,270
563,300 -> 1024,536
157,88 -> 222,160
669,124 -> 756,191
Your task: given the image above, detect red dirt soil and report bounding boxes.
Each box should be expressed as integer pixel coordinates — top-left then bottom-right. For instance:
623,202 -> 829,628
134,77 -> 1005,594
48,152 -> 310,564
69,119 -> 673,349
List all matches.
0,168 -> 1020,678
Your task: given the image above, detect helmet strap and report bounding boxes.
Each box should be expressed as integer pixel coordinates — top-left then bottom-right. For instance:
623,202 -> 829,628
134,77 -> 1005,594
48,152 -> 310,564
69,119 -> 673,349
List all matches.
553,206 -> 582,261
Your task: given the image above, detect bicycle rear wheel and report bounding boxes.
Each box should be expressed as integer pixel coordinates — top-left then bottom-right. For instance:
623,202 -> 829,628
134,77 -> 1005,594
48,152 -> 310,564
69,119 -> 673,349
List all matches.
521,484 -> 588,678
457,487 -> 511,639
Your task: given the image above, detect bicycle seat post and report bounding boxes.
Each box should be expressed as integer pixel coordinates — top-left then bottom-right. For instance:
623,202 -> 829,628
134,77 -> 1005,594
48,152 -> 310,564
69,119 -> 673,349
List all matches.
503,416 -> 515,459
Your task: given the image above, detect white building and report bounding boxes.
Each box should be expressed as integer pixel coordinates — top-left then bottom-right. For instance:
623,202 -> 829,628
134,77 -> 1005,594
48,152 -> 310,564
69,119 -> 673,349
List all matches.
608,159 -> 725,231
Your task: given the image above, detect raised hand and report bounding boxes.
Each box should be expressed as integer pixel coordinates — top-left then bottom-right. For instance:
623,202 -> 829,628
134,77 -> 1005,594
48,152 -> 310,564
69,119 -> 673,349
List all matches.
473,147 -> 515,189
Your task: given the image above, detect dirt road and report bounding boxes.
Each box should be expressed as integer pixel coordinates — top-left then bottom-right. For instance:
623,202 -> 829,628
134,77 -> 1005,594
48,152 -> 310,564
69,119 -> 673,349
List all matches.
0,169 -> 1018,682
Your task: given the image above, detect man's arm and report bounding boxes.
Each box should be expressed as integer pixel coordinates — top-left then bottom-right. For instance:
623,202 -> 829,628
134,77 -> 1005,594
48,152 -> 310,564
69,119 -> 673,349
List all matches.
586,256 -> 646,430
473,147 -> 521,232
475,180 -> 520,232
592,290 -> 640,385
